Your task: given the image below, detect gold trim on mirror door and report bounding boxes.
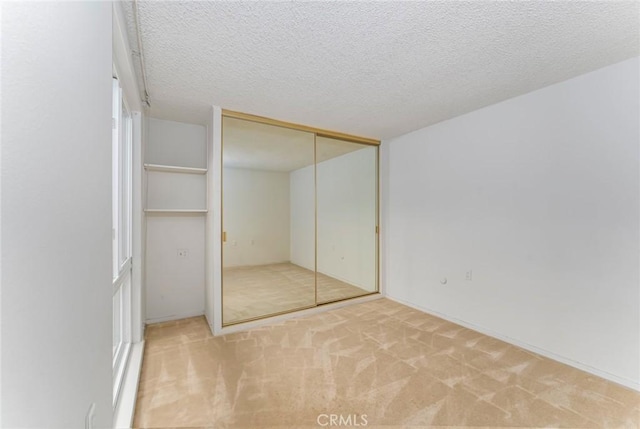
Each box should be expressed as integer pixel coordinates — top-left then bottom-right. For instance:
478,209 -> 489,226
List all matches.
220,115 -> 225,326
376,145 -> 380,295
221,109 -> 380,146
314,133 -> 318,307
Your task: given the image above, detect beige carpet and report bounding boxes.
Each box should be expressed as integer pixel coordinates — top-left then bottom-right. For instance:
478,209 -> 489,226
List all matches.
134,299 -> 639,428
223,262 -> 372,324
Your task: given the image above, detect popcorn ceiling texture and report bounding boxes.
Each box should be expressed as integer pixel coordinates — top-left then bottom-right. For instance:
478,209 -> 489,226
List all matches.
122,1 -> 639,139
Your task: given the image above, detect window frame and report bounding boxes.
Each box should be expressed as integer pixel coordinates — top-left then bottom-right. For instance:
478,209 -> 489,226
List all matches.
112,76 -> 133,408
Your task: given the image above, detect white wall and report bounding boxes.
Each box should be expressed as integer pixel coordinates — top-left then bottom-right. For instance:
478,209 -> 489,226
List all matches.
1,4 -> 4,422
146,118 -> 206,168
290,165 -> 315,270
207,106 -> 223,334
145,215 -> 205,322
205,107 -> 215,331
383,57 -> 640,389
146,170 -> 206,210
1,2 -> 113,427
145,118 -> 207,323
290,148 -> 378,290
223,167 -> 290,267
318,148 -> 377,290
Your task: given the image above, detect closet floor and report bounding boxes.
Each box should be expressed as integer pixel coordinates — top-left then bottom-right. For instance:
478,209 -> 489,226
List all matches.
133,299 -> 639,428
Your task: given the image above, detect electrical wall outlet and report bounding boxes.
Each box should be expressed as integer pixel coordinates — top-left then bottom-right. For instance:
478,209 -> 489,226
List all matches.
465,270 -> 473,281
177,248 -> 188,258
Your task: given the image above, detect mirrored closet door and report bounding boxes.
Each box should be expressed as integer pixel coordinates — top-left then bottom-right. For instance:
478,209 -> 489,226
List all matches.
222,117 -> 316,324
316,137 -> 378,304
222,113 -> 379,326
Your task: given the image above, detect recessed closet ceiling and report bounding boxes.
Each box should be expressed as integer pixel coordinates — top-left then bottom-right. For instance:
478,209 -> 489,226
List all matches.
122,1 -> 639,140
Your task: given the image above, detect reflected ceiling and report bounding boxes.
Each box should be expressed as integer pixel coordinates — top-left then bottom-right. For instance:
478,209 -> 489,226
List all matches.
223,117 -> 363,172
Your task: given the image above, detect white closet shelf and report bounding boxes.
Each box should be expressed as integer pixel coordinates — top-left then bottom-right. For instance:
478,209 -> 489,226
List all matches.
144,209 -> 208,214
144,164 -> 207,174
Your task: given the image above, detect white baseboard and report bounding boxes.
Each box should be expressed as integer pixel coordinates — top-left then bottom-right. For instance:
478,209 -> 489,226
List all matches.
113,341 -> 145,429
205,311 -> 214,336
386,295 -> 640,392
145,310 -> 205,324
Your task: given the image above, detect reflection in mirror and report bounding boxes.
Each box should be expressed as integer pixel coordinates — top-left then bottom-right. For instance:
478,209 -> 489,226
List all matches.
316,137 -> 378,303
222,117 -> 315,325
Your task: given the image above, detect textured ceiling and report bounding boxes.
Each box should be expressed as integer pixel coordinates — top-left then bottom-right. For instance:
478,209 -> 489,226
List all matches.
122,1 -> 639,140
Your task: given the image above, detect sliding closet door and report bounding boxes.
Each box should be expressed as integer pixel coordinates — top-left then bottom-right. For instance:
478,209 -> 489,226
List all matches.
315,137 -> 378,303
221,117 -> 316,325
